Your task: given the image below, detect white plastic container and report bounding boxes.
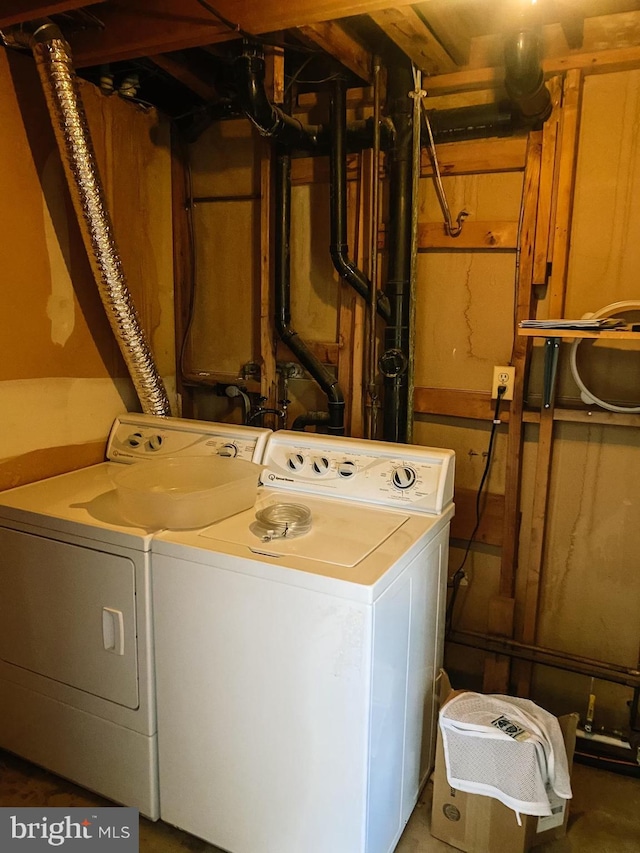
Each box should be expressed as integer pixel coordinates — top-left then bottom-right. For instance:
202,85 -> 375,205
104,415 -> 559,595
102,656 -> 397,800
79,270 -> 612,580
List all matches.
112,456 -> 263,530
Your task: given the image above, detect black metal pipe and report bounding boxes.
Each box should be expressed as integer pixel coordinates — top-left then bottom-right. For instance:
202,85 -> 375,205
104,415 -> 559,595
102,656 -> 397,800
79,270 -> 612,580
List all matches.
292,412 -> 331,431
449,630 -> 640,690
504,29 -> 552,127
382,61 -> 414,443
423,102 -> 515,144
329,76 -> 391,323
234,50 -> 320,150
275,149 -> 345,435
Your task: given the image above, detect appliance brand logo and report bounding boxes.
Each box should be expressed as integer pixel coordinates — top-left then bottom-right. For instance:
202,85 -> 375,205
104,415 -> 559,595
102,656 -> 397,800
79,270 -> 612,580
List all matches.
268,474 -> 294,482
0,808 -> 138,851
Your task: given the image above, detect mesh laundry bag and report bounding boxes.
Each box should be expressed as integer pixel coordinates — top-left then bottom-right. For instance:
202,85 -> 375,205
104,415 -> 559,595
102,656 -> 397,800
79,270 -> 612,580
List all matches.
439,692 -> 572,819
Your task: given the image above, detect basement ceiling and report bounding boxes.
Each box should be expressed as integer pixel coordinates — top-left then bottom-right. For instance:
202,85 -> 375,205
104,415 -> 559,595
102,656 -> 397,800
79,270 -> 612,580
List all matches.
3,1 -> 640,123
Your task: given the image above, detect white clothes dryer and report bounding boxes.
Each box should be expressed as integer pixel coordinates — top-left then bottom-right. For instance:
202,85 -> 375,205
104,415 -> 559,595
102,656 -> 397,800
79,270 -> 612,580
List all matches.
0,414 -> 269,819
152,430 -> 455,853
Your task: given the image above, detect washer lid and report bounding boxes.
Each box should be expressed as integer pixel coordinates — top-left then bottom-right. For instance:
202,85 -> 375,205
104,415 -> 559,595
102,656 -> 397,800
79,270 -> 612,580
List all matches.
200,494 -> 409,568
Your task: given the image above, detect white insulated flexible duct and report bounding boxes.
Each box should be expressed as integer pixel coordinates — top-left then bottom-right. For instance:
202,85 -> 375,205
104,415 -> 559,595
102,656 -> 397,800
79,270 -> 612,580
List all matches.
29,22 -> 171,417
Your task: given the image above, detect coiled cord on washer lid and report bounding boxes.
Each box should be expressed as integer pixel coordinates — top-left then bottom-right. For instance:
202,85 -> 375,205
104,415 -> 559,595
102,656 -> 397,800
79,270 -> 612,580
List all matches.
570,300 -> 640,414
253,503 -> 312,541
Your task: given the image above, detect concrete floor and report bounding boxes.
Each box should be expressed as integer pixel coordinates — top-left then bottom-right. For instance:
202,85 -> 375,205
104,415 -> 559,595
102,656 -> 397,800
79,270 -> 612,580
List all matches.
0,749 -> 638,852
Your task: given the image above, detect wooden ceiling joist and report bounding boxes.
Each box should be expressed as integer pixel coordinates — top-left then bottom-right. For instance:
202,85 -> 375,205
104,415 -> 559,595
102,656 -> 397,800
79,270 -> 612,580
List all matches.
369,6 -> 458,76
296,22 -> 372,83
66,0 -> 419,67
0,0 -> 100,28
148,53 -> 220,102
413,0 -> 477,66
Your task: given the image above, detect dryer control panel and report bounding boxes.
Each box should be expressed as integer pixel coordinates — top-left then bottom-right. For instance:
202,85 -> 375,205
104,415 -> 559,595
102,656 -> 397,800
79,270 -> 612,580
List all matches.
261,430 -> 454,514
107,414 -> 270,464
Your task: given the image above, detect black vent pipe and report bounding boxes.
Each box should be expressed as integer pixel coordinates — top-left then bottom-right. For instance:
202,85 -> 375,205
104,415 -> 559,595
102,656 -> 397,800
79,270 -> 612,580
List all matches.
504,29 -> 552,126
423,102 -> 515,144
234,49 -> 320,150
381,62 -> 414,444
275,149 -> 345,435
329,77 -> 391,322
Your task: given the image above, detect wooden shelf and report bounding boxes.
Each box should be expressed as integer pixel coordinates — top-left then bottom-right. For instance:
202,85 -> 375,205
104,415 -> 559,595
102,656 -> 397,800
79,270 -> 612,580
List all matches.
519,327 -> 640,340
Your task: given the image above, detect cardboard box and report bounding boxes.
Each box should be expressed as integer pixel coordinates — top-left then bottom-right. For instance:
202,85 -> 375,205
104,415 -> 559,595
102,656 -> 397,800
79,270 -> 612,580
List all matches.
430,674 -> 579,853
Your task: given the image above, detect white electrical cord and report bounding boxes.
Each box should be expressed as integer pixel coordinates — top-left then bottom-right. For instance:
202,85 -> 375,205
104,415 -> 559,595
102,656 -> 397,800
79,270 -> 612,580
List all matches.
569,300 -> 640,413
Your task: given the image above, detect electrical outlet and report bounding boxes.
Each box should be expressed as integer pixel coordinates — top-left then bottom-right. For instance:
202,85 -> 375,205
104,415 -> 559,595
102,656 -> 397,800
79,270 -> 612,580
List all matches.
492,365 -> 515,400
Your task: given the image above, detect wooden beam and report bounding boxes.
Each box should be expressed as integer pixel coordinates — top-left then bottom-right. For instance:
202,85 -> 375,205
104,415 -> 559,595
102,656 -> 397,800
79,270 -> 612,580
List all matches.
532,76 -> 563,287
67,0 -> 421,66
421,136 -> 528,177
515,76 -> 583,697
500,132 -> 543,602
297,22 -> 372,83
418,220 -> 518,250
414,387 -> 512,422
425,44 -> 640,97
547,69 -> 583,318
369,6 -> 457,76
0,1 -> 100,27
148,53 -> 220,102
414,0 -> 477,66
483,131 -> 543,695
259,51 -> 281,410
170,127 -> 194,417
560,12 -> 585,50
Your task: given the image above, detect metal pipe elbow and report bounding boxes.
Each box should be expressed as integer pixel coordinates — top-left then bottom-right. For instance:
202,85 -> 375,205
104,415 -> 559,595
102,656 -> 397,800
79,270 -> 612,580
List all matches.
504,29 -> 552,125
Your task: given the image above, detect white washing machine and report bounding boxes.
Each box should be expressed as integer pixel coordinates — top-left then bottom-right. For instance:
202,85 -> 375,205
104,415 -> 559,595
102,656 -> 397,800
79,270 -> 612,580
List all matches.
0,414 -> 269,819
152,429 -> 455,853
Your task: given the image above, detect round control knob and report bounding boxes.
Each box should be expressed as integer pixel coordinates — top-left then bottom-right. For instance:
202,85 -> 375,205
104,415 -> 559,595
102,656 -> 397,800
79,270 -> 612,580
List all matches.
126,432 -> 143,448
338,460 -> 357,478
287,453 -> 305,472
392,466 -> 417,490
148,434 -> 164,451
218,443 -> 238,458
312,456 -> 330,475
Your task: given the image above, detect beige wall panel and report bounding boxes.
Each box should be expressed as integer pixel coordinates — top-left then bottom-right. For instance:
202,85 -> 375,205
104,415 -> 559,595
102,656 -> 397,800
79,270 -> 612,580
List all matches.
290,183 -> 339,342
448,545 -> 502,632
565,70 -> 640,318
82,82 -> 175,378
517,424 -> 640,729
419,171 -> 523,222
538,423 -> 640,666
188,201 -> 257,374
0,52 -> 175,482
413,417 -> 508,494
189,119 -> 258,198
414,252 -> 516,390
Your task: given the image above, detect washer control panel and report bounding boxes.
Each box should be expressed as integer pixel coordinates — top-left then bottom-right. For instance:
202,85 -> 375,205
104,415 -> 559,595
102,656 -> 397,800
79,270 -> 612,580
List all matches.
107,414 -> 270,464
262,430 -> 454,514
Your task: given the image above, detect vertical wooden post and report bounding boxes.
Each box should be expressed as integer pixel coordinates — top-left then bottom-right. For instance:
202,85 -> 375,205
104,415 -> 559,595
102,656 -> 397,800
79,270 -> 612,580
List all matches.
338,150 -> 369,438
515,69 -> 583,697
259,49 -> 284,410
170,125 -> 194,418
533,76 -> 563,287
483,130 -> 542,693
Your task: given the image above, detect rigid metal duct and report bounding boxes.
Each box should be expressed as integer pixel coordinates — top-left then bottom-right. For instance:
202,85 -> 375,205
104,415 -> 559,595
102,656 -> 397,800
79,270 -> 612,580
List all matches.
504,28 -> 552,126
28,22 -> 171,417
329,77 -> 391,323
275,149 -> 345,435
381,62 -> 414,444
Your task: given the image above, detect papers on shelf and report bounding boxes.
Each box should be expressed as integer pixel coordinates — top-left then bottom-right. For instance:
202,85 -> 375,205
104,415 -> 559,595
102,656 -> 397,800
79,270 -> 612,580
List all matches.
519,318 -> 626,330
